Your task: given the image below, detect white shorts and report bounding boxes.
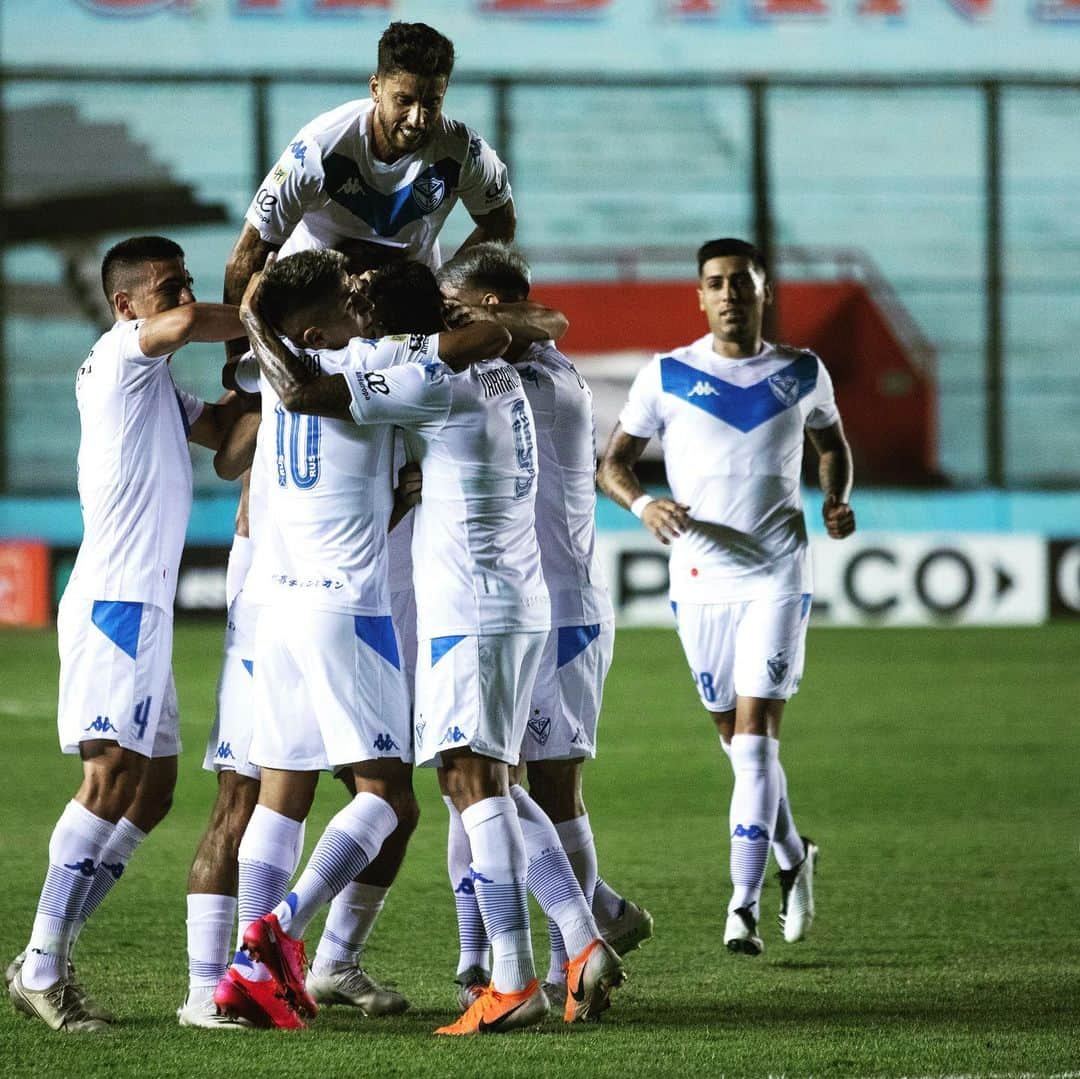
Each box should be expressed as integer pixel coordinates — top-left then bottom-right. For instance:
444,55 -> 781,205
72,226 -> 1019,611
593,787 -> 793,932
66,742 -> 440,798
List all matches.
249,606 -> 412,772
203,592 -> 261,781
391,587 -> 418,706
57,595 -> 180,759
673,594 -> 812,711
521,622 -> 614,762
414,631 -> 546,768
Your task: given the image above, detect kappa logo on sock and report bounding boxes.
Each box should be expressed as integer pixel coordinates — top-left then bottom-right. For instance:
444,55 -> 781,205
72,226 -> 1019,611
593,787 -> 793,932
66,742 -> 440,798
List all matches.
101,860 -> 125,881
83,715 -> 118,734
468,867 -> 494,885
64,858 -> 99,877
732,824 -> 771,842
527,712 -> 551,745
454,876 -> 476,896
766,651 -> 789,685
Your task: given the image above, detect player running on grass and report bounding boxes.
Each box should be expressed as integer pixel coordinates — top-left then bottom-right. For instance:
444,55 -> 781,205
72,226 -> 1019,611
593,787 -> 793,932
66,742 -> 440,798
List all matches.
436,242 -> 653,1010
8,237 -> 252,1033
242,255 -> 625,1034
598,237 -> 856,956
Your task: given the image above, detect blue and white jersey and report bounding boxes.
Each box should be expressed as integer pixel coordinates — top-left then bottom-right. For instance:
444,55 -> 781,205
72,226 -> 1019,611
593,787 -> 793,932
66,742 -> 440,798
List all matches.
246,98 -> 510,270
515,341 -> 613,628
347,357 -> 550,639
619,335 -> 840,603
237,333 -> 432,616
66,319 -> 203,612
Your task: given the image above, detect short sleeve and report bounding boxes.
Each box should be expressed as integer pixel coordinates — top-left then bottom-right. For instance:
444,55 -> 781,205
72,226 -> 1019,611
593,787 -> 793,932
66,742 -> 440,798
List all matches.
120,319 -> 169,367
456,129 -> 512,217
368,333 -> 442,369
347,361 -> 452,432
244,132 -> 327,246
233,354 -> 261,395
805,358 -> 841,430
618,358 -> 663,439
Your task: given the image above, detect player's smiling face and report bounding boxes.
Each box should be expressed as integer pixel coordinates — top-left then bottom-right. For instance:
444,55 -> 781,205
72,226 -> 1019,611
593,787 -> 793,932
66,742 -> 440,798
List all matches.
369,71 -> 448,161
698,255 -> 771,347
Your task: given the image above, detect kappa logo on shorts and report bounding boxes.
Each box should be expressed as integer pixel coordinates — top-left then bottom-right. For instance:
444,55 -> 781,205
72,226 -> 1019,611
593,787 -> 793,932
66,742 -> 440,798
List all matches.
767,651 -> 789,685
527,712 -> 552,746
83,715 -> 118,735
215,741 -> 236,761
768,373 -> 800,408
569,727 -> 586,745
373,733 -> 400,753
440,726 -> 468,746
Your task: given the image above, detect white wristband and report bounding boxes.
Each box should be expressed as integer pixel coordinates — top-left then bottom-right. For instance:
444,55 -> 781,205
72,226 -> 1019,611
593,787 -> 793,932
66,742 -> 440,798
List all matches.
630,494 -> 655,519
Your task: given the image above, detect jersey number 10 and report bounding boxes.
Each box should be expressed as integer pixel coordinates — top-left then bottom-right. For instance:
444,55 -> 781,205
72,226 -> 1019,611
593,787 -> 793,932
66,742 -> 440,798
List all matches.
275,404 -> 322,490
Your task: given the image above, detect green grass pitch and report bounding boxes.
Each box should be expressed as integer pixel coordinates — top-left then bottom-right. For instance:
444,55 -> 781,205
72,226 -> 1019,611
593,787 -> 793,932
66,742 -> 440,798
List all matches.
1,623 -> 1079,1078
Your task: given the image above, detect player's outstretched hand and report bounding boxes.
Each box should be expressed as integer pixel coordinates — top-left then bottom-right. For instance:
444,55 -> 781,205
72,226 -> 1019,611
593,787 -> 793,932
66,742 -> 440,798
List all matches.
395,462 -> 423,509
823,493 -> 855,539
642,498 -> 692,545
442,298 -> 482,330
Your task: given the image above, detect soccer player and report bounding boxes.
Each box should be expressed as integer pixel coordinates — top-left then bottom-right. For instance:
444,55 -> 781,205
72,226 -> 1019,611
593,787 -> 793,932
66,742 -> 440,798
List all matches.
8,236 -> 250,1032
225,20 -> 514,302
242,256 -> 625,1034
598,238 -> 856,955
436,243 -> 652,1007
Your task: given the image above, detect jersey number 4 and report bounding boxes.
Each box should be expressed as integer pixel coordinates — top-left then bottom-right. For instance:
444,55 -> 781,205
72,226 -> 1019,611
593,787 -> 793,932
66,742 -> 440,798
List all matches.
275,404 -> 321,490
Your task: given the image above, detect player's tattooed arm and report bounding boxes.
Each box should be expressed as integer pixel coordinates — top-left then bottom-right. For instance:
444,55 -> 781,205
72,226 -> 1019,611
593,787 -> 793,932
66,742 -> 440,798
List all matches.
239,265 -> 354,421
214,410 -> 261,481
806,420 -> 856,539
224,224 -> 282,360
138,303 -> 244,359
455,199 -> 517,255
598,423 -> 691,546
389,462 -> 422,533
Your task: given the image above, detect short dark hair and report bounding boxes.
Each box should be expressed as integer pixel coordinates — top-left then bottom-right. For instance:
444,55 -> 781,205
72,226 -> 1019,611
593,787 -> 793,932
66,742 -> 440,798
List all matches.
100,235 -> 184,304
368,261 -> 446,335
436,242 -> 531,302
257,249 -> 348,332
377,22 -> 455,79
696,238 -> 768,278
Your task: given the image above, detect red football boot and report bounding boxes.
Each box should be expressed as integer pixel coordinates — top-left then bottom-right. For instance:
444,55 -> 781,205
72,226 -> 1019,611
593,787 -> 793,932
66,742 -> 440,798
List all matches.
242,913 -> 318,1018
213,967 -> 306,1030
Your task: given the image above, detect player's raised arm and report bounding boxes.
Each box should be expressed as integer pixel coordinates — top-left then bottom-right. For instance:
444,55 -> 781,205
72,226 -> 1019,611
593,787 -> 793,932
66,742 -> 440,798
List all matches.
806,420 -> 856,539
455,199 -> 517,255
598,423 -> 692,546
447,299 -> 567,345
136,303 -> 244,360
436,321 -> 512,371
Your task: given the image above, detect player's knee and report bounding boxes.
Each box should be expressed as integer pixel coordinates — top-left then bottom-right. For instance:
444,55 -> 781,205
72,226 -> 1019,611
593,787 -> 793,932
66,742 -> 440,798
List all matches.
79,750 -> 144,818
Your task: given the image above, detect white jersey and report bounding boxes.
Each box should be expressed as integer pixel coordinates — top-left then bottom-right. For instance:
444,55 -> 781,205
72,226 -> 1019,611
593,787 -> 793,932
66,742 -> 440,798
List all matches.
515,342 -> 613,628
246,99 -> 511,270
346,352 -> 550,638
238,334 -> 433,615
66,319 -> 203,612
619,336 -> 840,603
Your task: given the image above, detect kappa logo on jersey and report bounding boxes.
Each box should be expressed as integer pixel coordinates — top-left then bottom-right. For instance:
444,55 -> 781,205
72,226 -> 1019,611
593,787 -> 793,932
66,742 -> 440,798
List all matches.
440,726 -> 468,745
468,135 -> 483,160
83,715 -> 118,735
688,380 -> 719,398
373,733 -> 400,753
215,741 -> 236,761
768,373 -> 800,408
289,139 -> 307,165
767,651 -> 789,685
337,177 -> 365,196
412,175 -> 446,213
732,823 -> 770,842
527,713 -> 552,745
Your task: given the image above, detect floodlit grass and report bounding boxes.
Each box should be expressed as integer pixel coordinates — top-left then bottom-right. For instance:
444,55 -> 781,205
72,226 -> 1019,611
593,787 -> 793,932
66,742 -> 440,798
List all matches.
1,624 -> 1079,1078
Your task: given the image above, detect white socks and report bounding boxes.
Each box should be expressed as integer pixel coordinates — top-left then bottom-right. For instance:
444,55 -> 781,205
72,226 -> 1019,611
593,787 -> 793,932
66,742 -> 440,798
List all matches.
24,801 -> 116,990
312,881 -> 389,976
510,785 -> 598,960
460,796 -> 535,994
236,805 -> 305,949
187,893 -> 237,1003
272,793 -> 397,940
728,734 -> 780,915
72,816 -> 147,952
444,796 -> 490,975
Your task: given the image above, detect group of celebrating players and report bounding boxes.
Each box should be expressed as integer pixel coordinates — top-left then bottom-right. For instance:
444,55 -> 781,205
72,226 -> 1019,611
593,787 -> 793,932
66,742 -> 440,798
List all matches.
8,19 -> 856,1037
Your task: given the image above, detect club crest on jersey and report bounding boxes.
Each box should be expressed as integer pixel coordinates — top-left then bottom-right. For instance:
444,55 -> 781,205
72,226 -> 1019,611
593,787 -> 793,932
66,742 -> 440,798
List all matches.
412,176 -> 446,213
687,380 -> 719,398
767,651 -> 789,685
768,373 -> 800,407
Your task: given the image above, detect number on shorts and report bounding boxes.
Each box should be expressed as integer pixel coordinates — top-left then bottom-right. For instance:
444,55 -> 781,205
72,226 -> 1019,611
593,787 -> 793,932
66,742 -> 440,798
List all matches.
694,671 -> 717,703
274,403 -> 321,490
